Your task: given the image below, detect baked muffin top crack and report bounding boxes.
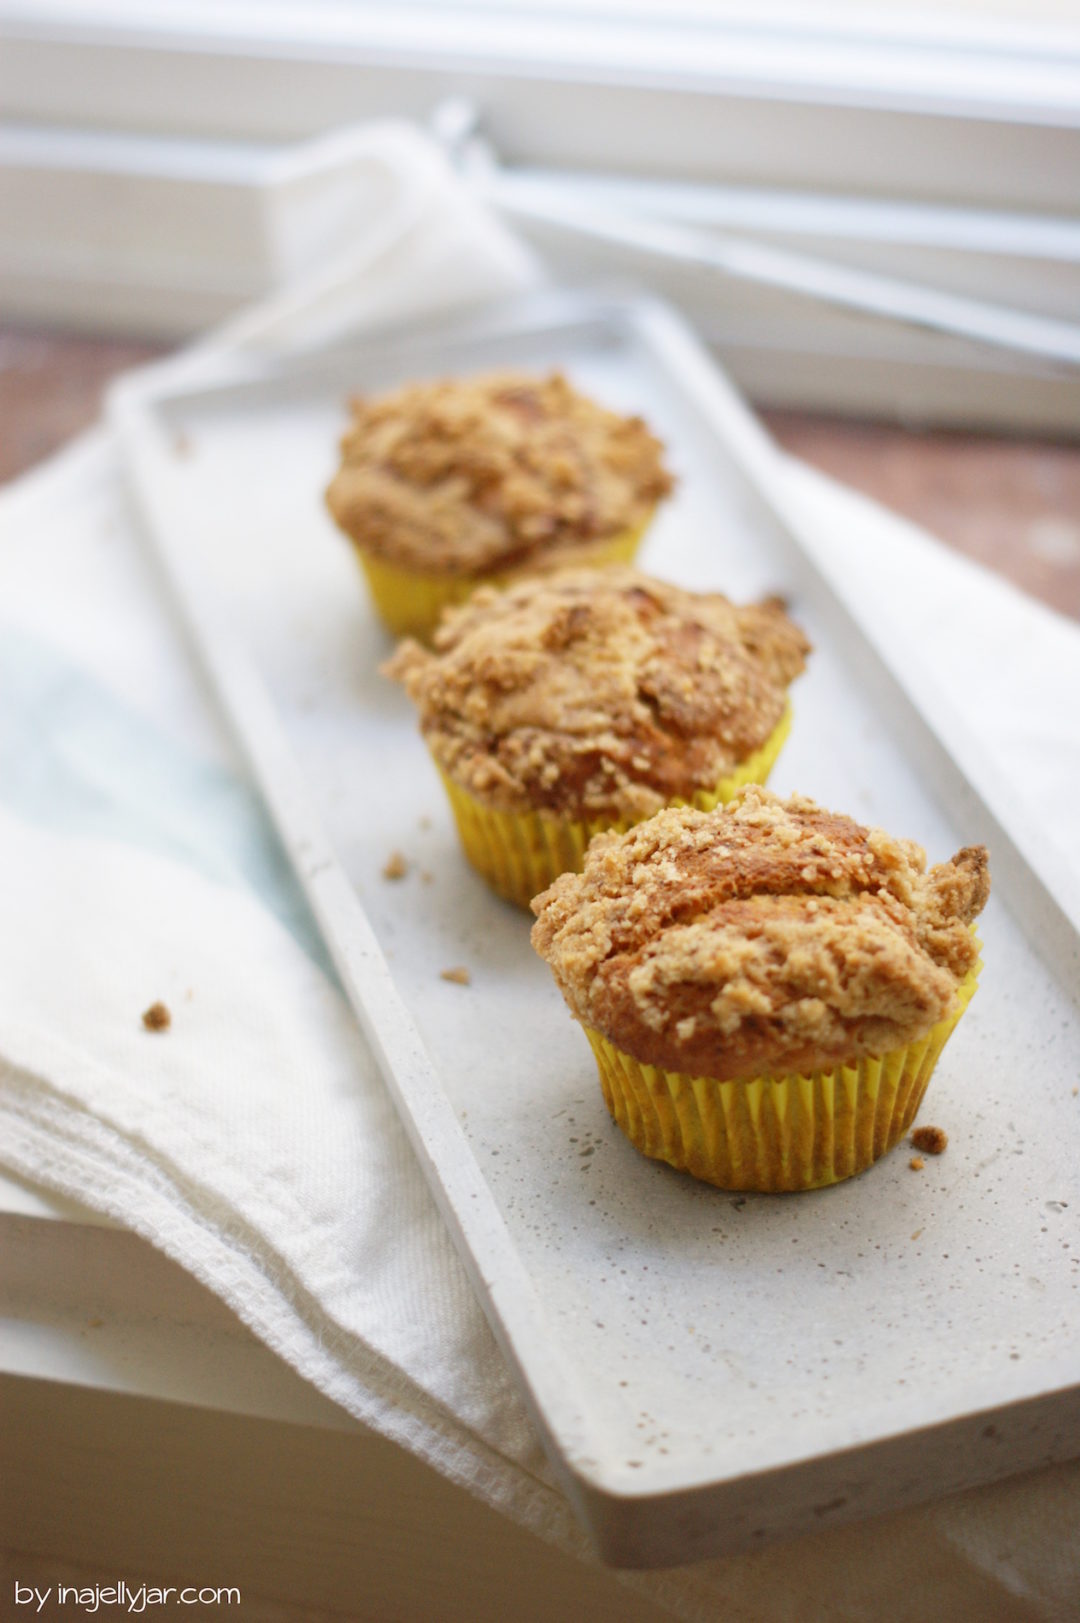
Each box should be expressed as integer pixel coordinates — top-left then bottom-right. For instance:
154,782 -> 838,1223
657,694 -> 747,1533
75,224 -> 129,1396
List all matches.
531,786 -> 989,1079
384,567 -> 809,820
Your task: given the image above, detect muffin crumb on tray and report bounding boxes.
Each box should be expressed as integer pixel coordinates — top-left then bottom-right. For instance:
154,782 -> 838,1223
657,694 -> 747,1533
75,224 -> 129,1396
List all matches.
142,1001 -> 171,1032
911,1125 -> 949,1155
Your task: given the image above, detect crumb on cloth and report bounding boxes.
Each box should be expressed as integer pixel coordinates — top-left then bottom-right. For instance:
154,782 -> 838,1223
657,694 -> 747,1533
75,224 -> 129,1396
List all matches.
142,1001 -> 171,1032
382,850 -> 409,881
912,1125 -> 948,1155
440,966 -> 471,986
909,1156 -> 925,1172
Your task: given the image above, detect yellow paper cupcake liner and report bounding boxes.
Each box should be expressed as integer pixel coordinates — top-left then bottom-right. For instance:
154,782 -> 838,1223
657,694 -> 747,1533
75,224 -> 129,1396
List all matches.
437,704 -> 793,909
356,516 -> 652,643
584,955 -> 981,1193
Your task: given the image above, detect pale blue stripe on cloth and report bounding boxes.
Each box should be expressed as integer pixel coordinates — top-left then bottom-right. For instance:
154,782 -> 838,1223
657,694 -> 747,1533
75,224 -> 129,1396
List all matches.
0,625 -> 334,978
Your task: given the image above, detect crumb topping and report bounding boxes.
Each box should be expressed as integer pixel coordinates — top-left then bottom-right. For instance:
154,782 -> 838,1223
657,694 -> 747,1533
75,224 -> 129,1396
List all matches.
441,966 -> 472,986
325,370 -> 673,574
912,1124 -> 948,1155
142,1001 -> 171,1032
384,568 -> 809,819
531,787 -> 989,1079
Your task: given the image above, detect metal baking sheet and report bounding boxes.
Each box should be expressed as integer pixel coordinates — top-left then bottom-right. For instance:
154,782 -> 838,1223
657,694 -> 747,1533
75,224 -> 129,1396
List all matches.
110,292 -> 1080,1567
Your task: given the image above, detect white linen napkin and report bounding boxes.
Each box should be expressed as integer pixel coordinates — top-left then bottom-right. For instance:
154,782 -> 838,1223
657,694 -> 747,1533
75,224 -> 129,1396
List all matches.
3,123 -> 1080,1622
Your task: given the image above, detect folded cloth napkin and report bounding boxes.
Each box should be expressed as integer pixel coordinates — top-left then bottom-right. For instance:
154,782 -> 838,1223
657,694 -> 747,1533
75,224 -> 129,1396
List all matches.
3,122 -> 1080,1623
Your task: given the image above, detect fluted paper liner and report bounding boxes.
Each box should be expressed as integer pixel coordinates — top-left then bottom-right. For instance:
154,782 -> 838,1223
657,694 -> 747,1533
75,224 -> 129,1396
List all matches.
438,707 -> 793,909
584,956 -> 981,1192
357,516 -> 653,643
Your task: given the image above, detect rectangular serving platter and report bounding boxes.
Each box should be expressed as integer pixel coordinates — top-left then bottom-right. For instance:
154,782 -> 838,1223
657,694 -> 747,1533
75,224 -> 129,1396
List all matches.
110,291 -> 1080,1568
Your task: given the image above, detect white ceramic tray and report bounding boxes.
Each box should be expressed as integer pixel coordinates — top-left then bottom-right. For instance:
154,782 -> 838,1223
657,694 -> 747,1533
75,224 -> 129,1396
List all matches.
110,292 -> 1080,1567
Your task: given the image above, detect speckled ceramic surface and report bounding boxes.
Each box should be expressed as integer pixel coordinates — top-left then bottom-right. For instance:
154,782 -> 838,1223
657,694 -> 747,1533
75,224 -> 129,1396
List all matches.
117,296 -> 1080,1566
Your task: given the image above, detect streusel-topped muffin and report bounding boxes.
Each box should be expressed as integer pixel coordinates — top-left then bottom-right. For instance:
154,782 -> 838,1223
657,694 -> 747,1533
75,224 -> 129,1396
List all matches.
384,567 -> 809,905
531,787 -> 988,1190
327,371 -> 673,639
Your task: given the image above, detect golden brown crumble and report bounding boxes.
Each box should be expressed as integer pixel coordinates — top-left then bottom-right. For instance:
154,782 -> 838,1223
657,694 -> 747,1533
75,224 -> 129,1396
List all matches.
912,1125 -> 949,1155
325,371 -> 672,575
909,1157 -> 925,1172
141,1001 -> 171,1032
440,966 -> 472,986
384,568 -> 808,820
382,850 -> 408,881
531,786 -> 989,1081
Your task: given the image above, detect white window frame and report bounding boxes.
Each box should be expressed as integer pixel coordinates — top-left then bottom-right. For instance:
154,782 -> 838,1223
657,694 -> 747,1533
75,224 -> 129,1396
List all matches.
3,2 -> 1080,211
2,2 -> 1079,430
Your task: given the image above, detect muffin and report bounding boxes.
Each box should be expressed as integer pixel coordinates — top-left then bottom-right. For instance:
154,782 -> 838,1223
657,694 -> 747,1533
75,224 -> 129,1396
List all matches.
326,370 -> 673,640
383,566 -> 809,908
531,787 -> 989,1192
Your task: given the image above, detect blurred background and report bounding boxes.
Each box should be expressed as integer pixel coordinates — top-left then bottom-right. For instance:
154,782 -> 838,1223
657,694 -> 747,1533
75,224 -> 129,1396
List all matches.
2,0 -> 1079,609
